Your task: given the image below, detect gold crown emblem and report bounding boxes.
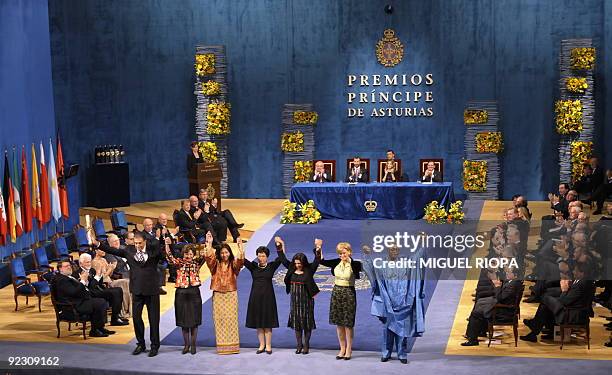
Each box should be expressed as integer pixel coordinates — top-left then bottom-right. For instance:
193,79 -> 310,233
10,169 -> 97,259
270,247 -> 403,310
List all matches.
364,200 -> 378,212
376,28 -> 404,67
206,183 -> 216,200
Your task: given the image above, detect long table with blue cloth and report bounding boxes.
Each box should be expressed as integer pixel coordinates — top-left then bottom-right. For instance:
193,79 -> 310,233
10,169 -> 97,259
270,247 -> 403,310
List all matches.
289,182 -> 455,220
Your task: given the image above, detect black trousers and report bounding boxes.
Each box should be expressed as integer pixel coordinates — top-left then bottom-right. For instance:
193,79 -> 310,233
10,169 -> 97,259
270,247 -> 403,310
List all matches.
465,310 -> 487,339
133,294 -> 160,349
91,287 -> 123,320
77,297 -> 108,330
221,209 -> 240,240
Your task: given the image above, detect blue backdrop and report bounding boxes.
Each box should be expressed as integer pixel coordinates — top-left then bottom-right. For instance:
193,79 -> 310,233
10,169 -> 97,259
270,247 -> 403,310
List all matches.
3,0 -> 612,221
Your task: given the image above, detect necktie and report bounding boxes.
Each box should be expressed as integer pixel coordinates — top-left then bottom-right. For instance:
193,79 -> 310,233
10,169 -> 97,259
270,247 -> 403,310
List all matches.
135,251 -> 145,263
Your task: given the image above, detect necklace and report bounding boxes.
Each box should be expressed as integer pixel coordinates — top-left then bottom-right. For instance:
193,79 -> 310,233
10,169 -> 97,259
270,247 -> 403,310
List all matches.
258,263 -> 267,269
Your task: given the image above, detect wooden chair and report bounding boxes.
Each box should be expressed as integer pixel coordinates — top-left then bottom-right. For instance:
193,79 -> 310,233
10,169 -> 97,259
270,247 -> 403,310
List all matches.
487,283 -> 524,347
419,158 -> 444,181
345,158 -> 370,182
49,278 -> 89,340
377,159 -> 402,182
559,286 -> 595,349
9,255 -> 51,312
313,160 -> 336,182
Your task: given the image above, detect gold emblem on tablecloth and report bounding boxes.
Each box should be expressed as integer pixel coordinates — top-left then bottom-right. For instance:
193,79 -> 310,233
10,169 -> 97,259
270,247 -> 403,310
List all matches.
364,200 -> 378,212
206,183 -> 216,200
376,29 -> 404,67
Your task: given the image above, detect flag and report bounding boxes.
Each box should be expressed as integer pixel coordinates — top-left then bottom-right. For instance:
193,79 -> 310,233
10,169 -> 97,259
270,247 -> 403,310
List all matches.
0,173 -> 6,246
48,139 -> 61,221
31,144 -> 42,229
21,147 -> 32,233
39,142 -> 50,224
12,149 -> 23,237
56,136 -> 69,218
3,153 -> 16,242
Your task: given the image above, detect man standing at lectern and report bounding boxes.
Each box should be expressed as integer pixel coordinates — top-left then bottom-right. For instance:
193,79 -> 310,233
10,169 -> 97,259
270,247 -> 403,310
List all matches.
311,161 -> 331,182
421,161 -> 442,182
346,156 -> 369,183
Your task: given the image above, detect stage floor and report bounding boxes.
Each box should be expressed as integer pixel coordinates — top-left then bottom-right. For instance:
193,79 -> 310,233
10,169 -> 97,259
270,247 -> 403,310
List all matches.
0,199 -> 610,374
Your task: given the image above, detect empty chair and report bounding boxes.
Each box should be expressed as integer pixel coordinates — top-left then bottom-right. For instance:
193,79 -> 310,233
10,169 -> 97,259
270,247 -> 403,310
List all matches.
32,246 -> 56,282
74,226 -> 94,254
93,218 -> 110,241
109,209 -> 135,237
53,236 -> 74,261
9,256 -> 51,312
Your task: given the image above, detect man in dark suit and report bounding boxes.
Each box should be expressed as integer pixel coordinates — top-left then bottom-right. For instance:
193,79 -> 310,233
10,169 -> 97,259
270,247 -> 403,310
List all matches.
53,260 -> 114,337
94,231 -> 169,357
142,217 -> 168,295
346,156 -> 368,183
461,268 -> 522,346
421,161 -> 442,182
75,253 -> 127,326
521,262 -> 593,342
197,189 -> 244,242
175,199 -> 210,243
311,161 -> 331,183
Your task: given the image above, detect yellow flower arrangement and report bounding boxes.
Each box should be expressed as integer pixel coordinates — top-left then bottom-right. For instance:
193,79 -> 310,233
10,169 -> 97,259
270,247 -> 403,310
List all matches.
464,109 -> 488,125
293,111 -> 318,125
570,141 -> 593,181
280,200 -> 298,224
197,141 -> 218,163
463,160 -> 487,192
298,200 -> 322,224
447,201 -> 465,224
207,102 -> 231,135
424,201 -> 447,224
202,80 -> 221,96
554,99 -> 583,134
570,47 -> 595,70
565,77 -> 588,94
475,132 -> 504,153
281,131 -> 304,152
195,54 -> 215,76
294,160 -> 313,182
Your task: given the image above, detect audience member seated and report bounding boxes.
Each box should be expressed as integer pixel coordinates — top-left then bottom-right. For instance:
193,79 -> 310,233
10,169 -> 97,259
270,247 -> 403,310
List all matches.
53,260 -> 114,338
421,161 -> 442,182
381,150 -> 399,182
188,195 -> 225,243
310,160 -> 332,182
175,199 -> 209,243
75,253 -> 127,326
92,245 -> 131,319
345,156 -> 369,183
461,268 -> 523,346
547,185 -> 574,219
103,234 -> 130,279
198,189 -> 244,242
588,169 -> 612,215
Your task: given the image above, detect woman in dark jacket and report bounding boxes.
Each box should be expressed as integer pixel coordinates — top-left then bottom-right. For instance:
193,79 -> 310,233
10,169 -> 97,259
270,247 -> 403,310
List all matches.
186,141 -> 203,171
275,236 -> 320,354
318,241 -> 362,360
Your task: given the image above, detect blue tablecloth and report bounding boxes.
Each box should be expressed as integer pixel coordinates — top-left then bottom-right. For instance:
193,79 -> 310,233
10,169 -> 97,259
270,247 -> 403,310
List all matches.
290,182 -> 455,220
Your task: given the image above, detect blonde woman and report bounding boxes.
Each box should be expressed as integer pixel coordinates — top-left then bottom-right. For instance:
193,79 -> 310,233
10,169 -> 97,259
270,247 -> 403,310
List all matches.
204,232 -> 244,354
317,241 -> 362,360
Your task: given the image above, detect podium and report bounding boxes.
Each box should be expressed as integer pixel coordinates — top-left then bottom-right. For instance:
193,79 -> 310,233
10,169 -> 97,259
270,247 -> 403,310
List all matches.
189,162 -> 223,209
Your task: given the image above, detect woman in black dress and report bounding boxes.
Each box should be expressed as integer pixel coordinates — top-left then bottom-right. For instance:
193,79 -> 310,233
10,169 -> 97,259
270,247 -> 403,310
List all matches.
318,241 -> 362,360
165,242 -> 206,355
275,236 -> 320,354
186,141 -> 203,171
244,245 -> 282,354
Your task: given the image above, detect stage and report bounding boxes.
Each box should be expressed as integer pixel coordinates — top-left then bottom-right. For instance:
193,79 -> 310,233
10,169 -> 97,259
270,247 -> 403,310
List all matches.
0,199 -> 610,374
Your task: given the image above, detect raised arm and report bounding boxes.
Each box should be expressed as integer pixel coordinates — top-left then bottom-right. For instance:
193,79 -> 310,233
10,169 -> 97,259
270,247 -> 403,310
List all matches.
274,236 -> 291,269
232,237 -> 245,273
93,234 -> 127,258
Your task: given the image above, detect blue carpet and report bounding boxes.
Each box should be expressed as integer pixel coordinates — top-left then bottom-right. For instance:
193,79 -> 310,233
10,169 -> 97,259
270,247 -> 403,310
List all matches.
161,201 -> 484,351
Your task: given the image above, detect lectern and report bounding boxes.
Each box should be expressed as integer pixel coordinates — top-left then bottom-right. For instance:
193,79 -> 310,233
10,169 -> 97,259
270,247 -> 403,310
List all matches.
188,162 -> 223,210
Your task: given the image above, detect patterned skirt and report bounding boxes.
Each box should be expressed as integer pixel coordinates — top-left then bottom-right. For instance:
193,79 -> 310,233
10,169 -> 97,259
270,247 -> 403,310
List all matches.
329,285 -> 356,327
288,282 -> 316,331
212,291 -> 240,354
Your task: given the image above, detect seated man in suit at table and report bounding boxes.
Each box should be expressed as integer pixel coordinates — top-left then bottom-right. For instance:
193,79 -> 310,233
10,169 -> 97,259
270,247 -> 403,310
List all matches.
421,161 -> 442,182
311,161 -> 331,183
346,156 -> 369,183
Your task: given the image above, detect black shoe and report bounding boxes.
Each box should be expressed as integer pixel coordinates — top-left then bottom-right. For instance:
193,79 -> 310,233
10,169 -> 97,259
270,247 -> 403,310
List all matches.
190,345 -> 196,355
89,329 -> 109,337
344,356 -> 351,360
266,350 -> 272,355
110,319 -> 129,326
520,333 -> 538,342
381,357 -> 390,362
148,348 -> 158,357
101,328 -> 116,335
182,346 -> 190,355
236,223 -> 245,229
400,359 -> 408,364
302,348 -> 309,355
256,349 -> 265,354
295,347 -> 302,354
460,340 -> 479,346
133,345 -> 147,355
336,355 -> 344,360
